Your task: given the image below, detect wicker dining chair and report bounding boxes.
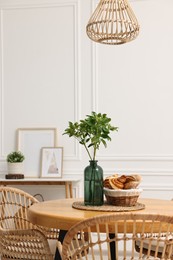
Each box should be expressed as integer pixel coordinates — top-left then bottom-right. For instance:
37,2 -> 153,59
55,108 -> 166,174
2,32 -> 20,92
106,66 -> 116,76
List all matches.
135,199 -> 173,259
0,186 -> 59,260
62,213 -> 173,260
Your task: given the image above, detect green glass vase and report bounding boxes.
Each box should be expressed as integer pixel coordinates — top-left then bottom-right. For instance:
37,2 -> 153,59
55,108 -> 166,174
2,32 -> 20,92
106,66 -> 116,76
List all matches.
84,160 -> 103,206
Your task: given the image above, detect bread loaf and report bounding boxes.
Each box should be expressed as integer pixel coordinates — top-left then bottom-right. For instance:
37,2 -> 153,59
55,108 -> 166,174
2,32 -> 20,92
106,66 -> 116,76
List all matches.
104,174 -> 141,190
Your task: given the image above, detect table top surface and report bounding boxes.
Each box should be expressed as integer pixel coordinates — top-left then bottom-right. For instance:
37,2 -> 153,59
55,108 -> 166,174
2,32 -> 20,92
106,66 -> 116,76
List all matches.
0,178 -> 80,183
28,198 -> 173,230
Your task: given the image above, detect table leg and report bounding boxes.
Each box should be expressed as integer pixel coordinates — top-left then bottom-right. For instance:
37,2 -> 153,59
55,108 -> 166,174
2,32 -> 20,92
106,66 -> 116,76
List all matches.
109,233 -> 116,260
69,182 -> 73,198
65,182 -> 73,198
54,230 -> 67,260
65,183 -> 69,198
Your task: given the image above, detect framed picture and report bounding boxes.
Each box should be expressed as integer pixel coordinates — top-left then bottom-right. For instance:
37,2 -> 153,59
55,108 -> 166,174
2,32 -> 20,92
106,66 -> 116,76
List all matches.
41,147 -> 63,178
17,128 -> 57,177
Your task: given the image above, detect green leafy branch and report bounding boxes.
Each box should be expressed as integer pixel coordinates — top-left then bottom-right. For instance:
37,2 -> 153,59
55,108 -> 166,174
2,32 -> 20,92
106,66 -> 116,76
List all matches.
63,111 -> 118,160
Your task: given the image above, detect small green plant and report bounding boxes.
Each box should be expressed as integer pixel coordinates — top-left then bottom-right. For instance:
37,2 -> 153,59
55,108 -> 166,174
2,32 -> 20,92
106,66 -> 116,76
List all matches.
7,151 -> 25,163
63,111 -> 118,160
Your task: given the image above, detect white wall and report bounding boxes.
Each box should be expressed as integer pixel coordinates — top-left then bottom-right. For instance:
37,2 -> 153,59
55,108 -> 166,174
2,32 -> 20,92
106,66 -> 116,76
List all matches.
0,0 -> 173,200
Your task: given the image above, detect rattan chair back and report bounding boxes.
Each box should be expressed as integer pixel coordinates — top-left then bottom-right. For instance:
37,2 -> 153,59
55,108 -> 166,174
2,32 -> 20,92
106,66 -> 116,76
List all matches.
0,186 -> 38,230
0,186 -> 54,259
135,199 -> 173,258
62,213 -> 173,260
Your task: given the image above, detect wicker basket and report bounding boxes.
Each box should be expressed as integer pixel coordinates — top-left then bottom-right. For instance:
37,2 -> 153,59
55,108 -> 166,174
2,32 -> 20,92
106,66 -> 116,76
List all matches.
104,188 -> 143,207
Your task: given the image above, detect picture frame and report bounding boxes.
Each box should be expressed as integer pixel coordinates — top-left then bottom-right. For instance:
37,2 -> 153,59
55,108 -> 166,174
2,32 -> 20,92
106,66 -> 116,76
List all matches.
17,128 -> 57,177
41,147 -> 63,178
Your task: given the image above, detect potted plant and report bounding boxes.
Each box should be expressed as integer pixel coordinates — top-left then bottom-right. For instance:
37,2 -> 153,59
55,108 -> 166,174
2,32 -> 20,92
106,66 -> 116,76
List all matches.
63,111 -> 118,206
6,151 -> 25,177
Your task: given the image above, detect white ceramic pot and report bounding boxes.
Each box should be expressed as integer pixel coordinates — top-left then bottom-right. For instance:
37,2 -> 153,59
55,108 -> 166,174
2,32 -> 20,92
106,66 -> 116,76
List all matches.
7,162 -> 24,174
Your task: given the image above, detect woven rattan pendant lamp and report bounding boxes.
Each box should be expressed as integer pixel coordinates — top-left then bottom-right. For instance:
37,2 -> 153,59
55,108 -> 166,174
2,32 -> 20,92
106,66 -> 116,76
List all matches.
86,0 -> 140,45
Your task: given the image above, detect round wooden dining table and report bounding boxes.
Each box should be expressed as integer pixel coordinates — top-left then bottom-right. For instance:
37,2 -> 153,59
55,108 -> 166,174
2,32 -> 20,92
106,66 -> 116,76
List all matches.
28,197 -> 173,231
28,198 -> 173,260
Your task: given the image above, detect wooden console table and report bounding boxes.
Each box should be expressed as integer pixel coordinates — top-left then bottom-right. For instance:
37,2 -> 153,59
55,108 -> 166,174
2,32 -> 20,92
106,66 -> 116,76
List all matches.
0,178 -> 80,198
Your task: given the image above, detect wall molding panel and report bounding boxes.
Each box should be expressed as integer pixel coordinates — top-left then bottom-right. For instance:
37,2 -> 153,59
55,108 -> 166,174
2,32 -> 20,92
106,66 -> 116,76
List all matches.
0,0 -> 82,163
89,0 -> 173,173
0,9 -> 4,159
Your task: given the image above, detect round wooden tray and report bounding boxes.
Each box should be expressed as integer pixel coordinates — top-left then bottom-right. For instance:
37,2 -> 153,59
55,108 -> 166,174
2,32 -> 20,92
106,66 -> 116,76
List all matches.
72,201 -> 145,212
